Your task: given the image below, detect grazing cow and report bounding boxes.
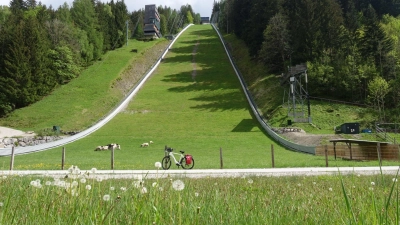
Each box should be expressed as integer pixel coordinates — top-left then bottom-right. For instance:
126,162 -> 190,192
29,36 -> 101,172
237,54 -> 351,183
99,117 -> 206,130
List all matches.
141,142 -> 149,147
108,143 -> 121,150
94,146 -> 103,151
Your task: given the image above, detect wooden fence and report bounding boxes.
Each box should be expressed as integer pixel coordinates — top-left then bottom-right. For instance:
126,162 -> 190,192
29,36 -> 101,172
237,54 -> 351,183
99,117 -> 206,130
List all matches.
316,143 -> 399,161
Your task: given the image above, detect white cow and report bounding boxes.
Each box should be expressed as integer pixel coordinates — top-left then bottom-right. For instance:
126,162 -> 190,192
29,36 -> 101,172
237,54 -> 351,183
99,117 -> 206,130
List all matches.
141,143 -> 149,147
108,143 -> 121,150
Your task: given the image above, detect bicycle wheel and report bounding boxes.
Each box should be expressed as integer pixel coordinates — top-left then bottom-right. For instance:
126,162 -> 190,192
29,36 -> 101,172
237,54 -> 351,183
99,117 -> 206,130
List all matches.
162,156 -> 171,170
182,156 -> 195,169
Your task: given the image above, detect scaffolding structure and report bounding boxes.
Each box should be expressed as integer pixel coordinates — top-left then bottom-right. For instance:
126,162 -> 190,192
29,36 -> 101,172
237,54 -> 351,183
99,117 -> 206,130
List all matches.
282,63 -> 311,123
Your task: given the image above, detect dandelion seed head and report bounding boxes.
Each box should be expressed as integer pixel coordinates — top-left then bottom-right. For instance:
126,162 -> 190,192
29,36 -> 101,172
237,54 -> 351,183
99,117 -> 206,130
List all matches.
152,182 -> 158,187
172,180 -> 185,191
45,181 -> 52,186
141,187 -> 148,194
369,187 -> 374,191
85,185 -> 92,190
72,181 -> 78,187
2,176 -> 7,179
371,182 -> 375,186
329,188 -> 332,191
297,183 -> 301,187
133,181 -> 142,188
195,192 -> 199,197
313,182 -> 316,185
96,177 -> 103,182
393,178 -> 398,182
0,202 -> 3,207
154,162 -> 162,168
80,178 -> 86,183
248,179 -> 254,184
120,187 -> 127,191
159,187 -> 164,191
103,194 -> 110,201
91,168 -> 97,174
110,186 -> 115,191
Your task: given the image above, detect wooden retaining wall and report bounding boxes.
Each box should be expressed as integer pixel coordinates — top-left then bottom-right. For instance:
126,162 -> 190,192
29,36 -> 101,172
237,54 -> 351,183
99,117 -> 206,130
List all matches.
315,144 -> 399,161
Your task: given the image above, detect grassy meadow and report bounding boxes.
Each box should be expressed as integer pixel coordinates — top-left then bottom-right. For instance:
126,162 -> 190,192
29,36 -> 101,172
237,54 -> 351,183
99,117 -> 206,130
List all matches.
0,167 -> 399,224
0,38 -> 168,132
0,25 -> 398,170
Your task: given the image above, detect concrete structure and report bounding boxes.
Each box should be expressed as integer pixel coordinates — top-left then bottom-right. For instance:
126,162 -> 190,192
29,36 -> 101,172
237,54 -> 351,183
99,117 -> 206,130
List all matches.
144,4 -> 161,39
201,17 -> 210,24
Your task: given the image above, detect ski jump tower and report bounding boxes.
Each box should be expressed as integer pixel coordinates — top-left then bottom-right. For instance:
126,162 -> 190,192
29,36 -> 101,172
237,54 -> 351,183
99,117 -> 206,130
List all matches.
281,63 -> 311,123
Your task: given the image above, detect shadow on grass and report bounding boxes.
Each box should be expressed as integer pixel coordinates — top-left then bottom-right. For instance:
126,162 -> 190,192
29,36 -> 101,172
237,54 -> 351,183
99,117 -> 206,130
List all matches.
231,119 -> 257,132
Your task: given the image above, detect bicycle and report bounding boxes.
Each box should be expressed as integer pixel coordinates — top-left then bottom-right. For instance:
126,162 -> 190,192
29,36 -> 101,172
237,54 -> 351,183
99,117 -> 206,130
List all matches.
162,146 -> 195,170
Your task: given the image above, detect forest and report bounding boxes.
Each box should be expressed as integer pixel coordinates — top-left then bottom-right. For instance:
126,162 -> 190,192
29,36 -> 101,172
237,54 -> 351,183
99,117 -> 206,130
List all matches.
0,0 -> 200,116
212,0 -> 400,121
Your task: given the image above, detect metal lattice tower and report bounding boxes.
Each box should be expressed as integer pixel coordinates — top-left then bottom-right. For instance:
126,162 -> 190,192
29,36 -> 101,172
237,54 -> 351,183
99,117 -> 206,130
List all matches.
282,63 -> 311,123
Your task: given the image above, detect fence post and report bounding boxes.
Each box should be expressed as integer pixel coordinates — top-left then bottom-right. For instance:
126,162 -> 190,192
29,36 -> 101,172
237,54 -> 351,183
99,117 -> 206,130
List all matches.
377,142 -> 382,167
325,145 -> 328,167
111,148 -> 114,170
271,144 -> 275,168
219,147 -> 223,169
61,147 -> 65,170
10,146 -> 15,170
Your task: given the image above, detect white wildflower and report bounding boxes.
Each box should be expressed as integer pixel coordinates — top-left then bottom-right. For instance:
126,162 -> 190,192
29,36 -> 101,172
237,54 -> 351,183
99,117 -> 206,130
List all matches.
103,194 -> 110,201
172,180 -> 185,191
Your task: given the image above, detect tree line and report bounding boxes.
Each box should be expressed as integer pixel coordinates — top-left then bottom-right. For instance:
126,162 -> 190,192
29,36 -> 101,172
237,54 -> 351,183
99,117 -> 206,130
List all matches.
0,0 -> 200,116
213,0 -> 400,121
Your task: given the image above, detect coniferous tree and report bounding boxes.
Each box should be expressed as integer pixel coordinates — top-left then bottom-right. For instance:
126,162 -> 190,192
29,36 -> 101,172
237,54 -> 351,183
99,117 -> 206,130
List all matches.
113,0 -> 128,47
359,5 -> 393,73
259,13 -> 291,73
71,0 -> 103,63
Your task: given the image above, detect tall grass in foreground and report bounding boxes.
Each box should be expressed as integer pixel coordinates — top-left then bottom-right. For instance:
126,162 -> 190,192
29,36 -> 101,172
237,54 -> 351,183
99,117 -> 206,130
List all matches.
0,166 -> 399,224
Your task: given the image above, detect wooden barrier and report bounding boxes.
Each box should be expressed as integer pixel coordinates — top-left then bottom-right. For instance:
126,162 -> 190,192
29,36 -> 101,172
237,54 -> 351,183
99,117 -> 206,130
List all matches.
316,142 -> 399,161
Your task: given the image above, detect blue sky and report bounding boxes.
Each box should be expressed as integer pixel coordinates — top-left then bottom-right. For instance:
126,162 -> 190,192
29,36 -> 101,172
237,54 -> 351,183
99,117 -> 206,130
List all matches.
0,0 -> 215,17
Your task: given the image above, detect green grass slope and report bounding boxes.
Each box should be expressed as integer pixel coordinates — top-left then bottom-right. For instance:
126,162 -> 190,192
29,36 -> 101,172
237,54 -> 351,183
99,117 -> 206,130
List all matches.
0,39 -> 167,132
0,25 -> 396,170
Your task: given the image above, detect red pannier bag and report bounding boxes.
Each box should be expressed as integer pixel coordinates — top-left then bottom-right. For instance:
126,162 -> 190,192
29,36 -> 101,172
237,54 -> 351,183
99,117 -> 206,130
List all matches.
185,155 -> 192,164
